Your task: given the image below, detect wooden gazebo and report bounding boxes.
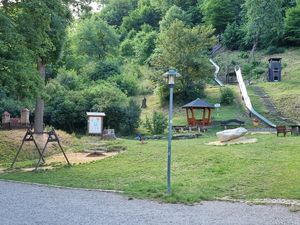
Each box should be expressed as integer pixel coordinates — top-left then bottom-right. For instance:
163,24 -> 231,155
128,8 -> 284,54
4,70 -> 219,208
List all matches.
182,98 -> 215,126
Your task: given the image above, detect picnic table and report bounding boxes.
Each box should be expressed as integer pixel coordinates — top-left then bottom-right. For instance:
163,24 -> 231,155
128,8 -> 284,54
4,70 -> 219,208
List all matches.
220,119 -> 245,129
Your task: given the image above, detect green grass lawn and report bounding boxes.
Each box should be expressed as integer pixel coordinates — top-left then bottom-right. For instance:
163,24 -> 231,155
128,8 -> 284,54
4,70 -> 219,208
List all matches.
1,133 -> 300,204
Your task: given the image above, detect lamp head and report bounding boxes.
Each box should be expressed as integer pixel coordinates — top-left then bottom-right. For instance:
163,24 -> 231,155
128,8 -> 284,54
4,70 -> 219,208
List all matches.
162,68 -> 181,85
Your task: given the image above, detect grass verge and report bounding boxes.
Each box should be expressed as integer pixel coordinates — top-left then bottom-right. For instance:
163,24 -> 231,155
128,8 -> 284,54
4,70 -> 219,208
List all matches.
1,134 -> 300,204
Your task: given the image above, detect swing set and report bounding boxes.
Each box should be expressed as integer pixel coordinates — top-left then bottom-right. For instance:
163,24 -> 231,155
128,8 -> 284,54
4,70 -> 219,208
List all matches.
11,128 -> 71,171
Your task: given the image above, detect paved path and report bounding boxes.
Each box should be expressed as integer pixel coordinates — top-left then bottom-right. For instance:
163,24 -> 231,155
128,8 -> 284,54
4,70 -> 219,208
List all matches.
0,181 -> 299,225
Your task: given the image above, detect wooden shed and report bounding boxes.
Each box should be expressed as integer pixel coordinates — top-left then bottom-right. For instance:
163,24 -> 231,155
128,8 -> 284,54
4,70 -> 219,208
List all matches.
182,98 -> 215,126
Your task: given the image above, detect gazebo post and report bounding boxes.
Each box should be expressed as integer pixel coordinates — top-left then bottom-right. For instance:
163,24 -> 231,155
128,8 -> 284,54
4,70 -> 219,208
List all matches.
202,108 -> 206,126
186,108 -> 189,122
208,108 -> 211,125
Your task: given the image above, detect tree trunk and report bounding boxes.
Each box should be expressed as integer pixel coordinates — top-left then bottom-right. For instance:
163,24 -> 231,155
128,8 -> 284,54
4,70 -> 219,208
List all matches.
34,57 -> 46,133
250,37 -> 258,63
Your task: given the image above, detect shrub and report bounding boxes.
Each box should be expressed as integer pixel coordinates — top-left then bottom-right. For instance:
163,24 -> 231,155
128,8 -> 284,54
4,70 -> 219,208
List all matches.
108,74 -> 139,96
220,87 -> 234,105
144,111 -> 168,135
56,67 -> 80,90
265,46 -> 285,55
104,100 -> 141,135
88,60 -> 121,81
222,22 -> 243,50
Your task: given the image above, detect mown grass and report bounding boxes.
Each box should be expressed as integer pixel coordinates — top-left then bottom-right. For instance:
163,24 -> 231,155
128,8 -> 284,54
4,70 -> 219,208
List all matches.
1,133 -> 300,203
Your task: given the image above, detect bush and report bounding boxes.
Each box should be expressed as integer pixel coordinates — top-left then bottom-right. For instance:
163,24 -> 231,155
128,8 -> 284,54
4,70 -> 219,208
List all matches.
88,60 -> 121,81
56,68 -> 80,90
104,100 -> 141,135
222,22 -> 243,50
144,111 -> 167,135
108,74 -> 139,96
265,46 -> 285,55
220,87 -> 234,105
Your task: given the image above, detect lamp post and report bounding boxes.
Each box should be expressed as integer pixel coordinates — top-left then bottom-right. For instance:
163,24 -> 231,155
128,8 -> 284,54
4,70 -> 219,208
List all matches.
162,68 -> 181,194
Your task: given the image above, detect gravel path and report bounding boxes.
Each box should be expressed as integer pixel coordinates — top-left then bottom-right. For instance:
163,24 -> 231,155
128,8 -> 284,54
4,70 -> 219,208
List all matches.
0,180 -> 299,225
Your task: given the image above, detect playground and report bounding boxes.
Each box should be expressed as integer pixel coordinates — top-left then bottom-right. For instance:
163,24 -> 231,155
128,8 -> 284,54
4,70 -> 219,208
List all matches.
1,48 -> 300,204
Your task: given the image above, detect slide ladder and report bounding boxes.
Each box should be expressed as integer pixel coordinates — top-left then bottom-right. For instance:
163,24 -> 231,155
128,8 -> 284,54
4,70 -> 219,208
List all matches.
235,66 -> 276,128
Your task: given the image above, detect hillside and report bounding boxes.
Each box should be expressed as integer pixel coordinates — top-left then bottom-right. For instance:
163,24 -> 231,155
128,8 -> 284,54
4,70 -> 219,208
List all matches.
215,48 -> 300,125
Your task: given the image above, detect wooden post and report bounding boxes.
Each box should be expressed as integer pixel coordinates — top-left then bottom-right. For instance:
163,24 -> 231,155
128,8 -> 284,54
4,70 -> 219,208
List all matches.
202,108 -> 205,125
208,108 -> 211,125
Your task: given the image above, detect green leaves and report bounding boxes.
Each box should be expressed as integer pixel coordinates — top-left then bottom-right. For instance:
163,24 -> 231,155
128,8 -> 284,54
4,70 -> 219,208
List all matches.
151,20 -> 216,101
244,0 -> 284,48
71,14 -> 119,59
284,3 -> 300,44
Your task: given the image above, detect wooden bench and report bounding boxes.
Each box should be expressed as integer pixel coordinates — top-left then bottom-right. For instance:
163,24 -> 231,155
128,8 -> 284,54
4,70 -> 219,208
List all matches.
276,125 -> 292,136
220,119 -> 245,129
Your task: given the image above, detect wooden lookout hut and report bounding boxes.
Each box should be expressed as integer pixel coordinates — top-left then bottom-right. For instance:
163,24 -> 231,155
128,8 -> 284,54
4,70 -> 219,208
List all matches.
182,98 -> 215,126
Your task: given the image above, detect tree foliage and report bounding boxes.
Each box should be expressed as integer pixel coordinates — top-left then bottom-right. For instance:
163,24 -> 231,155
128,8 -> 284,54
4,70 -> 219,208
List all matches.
284,2 -> 300,45
0,10 -> 41,100
71,14 -> 119,59
201,0 -> 243,33
159,5 -> 191,31
244,0 -> 284,49
151,20 -> 216,101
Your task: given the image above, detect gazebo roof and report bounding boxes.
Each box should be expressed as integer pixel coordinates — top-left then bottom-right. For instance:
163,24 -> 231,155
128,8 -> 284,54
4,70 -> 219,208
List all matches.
182,98 -> 215,109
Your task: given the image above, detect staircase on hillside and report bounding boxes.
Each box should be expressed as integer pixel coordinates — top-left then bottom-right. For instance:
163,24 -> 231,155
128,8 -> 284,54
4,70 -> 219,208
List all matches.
252,86 -> 295,125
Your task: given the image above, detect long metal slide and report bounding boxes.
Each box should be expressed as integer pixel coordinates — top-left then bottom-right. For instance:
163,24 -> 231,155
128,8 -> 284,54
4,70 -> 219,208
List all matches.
209,58 -> 276,127
235,66 -> 276,128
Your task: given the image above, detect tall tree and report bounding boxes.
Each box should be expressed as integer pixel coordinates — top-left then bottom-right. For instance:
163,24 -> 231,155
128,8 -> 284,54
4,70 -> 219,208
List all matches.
13,0 -> 71,132
284,2 -> 300,45
71,14 -> 119,60
244,0 -> 284,60
0,10 -> 41,101
100,0 -> 138,27
201,0 -> 244,33
159,5 -> 191,31
151,20 -> 216,101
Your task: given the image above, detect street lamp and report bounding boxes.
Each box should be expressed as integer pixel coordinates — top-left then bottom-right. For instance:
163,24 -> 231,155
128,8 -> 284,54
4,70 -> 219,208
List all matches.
162,68 -> 181,194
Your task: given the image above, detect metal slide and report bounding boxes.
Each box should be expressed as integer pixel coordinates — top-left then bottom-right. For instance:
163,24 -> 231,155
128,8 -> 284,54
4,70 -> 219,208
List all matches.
235,66 -> 276,128
209,59 -> 224,87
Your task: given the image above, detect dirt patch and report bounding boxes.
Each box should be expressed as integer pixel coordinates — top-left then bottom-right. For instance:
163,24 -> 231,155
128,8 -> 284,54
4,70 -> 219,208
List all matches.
206,137 -> 257,146
1,152 -> 119,172
46,152 -> 119,165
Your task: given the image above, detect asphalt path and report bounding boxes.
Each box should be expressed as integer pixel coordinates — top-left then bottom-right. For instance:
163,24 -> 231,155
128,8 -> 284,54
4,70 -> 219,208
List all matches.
0,180 -> 299,225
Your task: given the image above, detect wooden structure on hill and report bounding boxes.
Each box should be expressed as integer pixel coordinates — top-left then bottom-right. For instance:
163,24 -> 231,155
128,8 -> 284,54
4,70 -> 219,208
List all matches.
268,58 -> 282,82
182,98 -> 215,126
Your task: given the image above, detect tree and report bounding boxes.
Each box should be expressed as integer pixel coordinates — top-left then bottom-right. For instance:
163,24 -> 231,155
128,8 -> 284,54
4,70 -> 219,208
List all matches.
201,0 -> 244,33
244,0 -> 284,60
71,14 -> 119,60
13,0 -> 71,133
0,10 -> 41,101
132,25 -> 157,64
121,1 -> 162,32
151,20 -> 216,101
100,0 -> 138,26
284,2 -> 300,45
222,21 -> 244,50
159,5 -> 191,31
